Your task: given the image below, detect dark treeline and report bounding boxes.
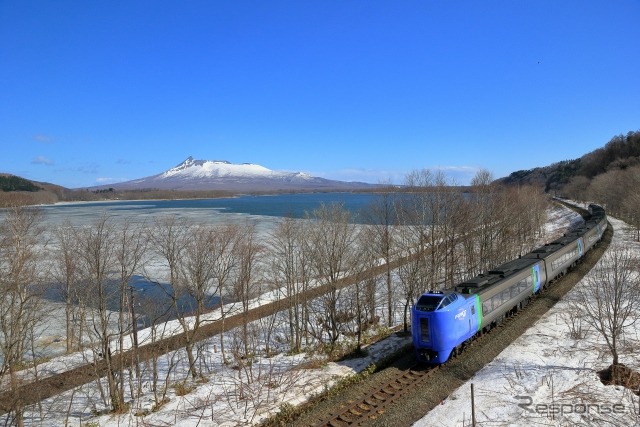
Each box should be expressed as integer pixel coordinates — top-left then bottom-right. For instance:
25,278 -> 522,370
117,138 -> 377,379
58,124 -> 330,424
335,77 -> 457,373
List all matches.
0,176 -> 41,193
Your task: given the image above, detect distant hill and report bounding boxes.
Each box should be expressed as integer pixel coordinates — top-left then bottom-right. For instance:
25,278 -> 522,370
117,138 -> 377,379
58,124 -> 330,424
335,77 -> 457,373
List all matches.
90,157 -> 378,192
0,174 -> 72,207
495,130 -> 640,194
494,159 -> 581,192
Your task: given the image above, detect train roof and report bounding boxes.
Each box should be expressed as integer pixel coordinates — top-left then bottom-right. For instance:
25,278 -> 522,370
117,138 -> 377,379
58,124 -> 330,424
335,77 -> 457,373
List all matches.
487,257 -> 539,277
565,222 -> 595,237
454,257 -> 538,294
524,234 -> 580,258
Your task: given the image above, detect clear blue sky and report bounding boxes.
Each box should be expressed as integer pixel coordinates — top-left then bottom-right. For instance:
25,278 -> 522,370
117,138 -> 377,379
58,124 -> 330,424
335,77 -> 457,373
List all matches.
1,1 -> 638,188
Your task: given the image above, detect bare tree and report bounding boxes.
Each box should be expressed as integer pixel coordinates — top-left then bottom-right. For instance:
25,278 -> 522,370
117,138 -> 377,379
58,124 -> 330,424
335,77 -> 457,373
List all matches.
177,224 -> 218,379
0,206 -> 45,426
147,215 -> 198,379
51,220 -> 82,352
361,185 -> 398,326
304,203 -> 360,353
468,169 -> 510,273
136,295 -> 176,411
209,223 -> 242,364
432,172 -> 466,287
399,169 -> 444,291
464,171 -> 548,277
231,222 -> 263,362
588,170 -> 625,216
113,219 -> 148,399
73,215 -> 125,412
563,175 -> 591,203
395,223 -> 430,332
350,232 -> 383,351
267,217 -> 310,352
574,244 -> 640,367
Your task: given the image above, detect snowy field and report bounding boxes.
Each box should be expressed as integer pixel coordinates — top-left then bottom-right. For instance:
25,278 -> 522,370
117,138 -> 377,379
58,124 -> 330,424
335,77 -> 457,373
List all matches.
10,203 -> 639,426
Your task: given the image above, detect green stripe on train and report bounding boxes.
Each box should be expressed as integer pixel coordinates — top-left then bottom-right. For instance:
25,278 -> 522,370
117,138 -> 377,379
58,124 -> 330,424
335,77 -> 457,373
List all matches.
475,294 -> 482,331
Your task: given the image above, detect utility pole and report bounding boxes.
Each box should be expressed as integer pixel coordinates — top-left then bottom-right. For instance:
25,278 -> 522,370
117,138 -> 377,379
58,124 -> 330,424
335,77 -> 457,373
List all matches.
471,383 -> 476,427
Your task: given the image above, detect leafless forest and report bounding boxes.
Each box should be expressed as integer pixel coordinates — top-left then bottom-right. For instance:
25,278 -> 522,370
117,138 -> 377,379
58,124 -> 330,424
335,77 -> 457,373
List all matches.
0,170 -> 550,425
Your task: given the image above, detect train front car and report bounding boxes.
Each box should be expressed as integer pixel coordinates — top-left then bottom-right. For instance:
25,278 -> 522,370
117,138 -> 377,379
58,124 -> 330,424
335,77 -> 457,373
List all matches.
412,291 -> 480,364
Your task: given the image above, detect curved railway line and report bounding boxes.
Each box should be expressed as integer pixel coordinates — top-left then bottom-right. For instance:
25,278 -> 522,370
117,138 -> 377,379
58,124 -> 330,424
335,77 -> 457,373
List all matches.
293,213 -> 612,427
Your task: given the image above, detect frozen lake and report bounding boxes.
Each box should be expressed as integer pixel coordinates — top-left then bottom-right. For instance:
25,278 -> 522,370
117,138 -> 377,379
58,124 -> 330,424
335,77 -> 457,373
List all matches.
4,193 -> 382,346
36,192 -> 381,228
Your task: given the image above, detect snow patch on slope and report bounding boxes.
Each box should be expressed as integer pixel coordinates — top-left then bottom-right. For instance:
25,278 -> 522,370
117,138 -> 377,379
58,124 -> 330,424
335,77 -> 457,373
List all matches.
160,157 -> 311,180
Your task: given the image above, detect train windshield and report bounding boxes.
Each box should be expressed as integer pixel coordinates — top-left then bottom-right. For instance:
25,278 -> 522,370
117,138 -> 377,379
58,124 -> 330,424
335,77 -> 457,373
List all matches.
415,295 -> 443,312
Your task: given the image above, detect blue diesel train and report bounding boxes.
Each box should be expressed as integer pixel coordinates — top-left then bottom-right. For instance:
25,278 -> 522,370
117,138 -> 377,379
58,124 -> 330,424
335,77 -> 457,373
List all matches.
412,204 -> 607,364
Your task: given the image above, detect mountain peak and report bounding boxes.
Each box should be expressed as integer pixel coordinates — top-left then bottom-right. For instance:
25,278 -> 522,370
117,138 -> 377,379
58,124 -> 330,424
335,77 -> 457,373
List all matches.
172,156 -> 231,171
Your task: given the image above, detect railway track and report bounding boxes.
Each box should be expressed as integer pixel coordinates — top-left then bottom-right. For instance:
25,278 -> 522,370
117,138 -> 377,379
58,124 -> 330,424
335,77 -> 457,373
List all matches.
307,298 -> 528,427
297,215 -> 612,427
312,367 -> 434,427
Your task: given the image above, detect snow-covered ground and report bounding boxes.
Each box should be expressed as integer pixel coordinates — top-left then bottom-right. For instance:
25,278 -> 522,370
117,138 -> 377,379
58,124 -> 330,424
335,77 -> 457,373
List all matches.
415,215 -> 640,427
10,203 -> 639,426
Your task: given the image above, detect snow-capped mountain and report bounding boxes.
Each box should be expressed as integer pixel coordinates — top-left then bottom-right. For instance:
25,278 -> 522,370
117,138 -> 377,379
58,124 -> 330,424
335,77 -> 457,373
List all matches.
160,157 -> 313,181
97,157 -> 375,192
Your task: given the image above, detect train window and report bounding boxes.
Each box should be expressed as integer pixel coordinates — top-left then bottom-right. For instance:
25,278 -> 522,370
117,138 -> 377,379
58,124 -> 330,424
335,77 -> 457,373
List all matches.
471,305 -> 476,315
510,284 -> 518,297
415,295 -> 443,312
439,296 -> 450,309
502,290 -> 510,304
438,294 -> 457,310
